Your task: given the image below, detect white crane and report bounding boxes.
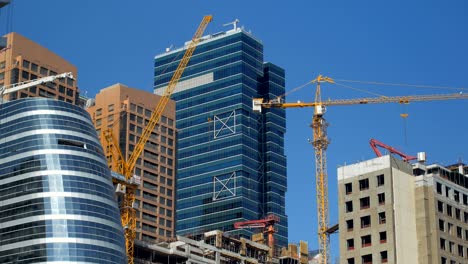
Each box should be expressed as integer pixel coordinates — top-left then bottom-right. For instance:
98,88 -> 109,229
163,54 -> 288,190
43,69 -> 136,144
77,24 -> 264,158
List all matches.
0,72 -> 74,102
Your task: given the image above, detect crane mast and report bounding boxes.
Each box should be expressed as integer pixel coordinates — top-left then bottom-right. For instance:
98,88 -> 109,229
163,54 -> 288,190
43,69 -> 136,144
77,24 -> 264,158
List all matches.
253,75 -> 468,264
102,15 -> 212,264
311,76 -> 333,264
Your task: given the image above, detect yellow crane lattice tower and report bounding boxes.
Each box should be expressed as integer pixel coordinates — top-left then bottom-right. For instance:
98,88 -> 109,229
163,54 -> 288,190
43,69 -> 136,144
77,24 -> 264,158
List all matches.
102,15 -> 213,264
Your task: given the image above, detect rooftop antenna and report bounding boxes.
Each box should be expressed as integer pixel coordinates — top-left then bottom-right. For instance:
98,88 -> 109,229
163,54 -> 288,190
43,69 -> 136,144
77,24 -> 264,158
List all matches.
223,19 -> 240,31
165,44 -> 174,53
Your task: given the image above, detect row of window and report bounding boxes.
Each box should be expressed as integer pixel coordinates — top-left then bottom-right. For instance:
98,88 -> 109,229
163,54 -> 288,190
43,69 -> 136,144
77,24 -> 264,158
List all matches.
437,200 -> 468,223
436,182 -> 468,205
345,193 -> 386,212
440,237 -> 468,259
139,201 -> 173,218
344,212 -> 386,231
439,218 -> 468,240
346,232 -> 387,250
344,174 -> 384,194
346,251 -> 388,264
441,256 -> 466,264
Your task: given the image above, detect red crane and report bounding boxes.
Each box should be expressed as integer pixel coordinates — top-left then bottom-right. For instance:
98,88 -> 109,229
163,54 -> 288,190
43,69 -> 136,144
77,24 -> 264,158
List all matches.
234,214 -> 280,256
369,138 -> 417,162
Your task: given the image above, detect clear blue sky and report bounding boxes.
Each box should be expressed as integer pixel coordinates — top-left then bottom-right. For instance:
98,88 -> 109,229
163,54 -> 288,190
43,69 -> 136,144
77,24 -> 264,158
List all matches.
2,0 -> 467,261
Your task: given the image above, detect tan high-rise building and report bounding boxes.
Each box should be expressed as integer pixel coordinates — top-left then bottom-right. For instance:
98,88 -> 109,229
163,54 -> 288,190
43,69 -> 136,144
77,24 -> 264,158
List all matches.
0,32 -> 78,103
87,83 -> 176,243
337,155 -> 468,264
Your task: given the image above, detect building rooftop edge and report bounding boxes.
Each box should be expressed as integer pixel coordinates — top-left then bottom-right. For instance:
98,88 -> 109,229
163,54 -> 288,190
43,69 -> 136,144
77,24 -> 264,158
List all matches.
154,27 -> 261,59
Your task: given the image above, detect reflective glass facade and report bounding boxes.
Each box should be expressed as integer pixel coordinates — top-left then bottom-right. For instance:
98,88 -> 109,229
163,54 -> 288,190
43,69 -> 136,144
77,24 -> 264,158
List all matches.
0,99 -> 126,263
154,29 -> 287,246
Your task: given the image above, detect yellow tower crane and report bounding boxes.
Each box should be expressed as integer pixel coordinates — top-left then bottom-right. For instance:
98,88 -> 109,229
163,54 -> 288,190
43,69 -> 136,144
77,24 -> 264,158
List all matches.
253,75 -> 468,264
102,15 -> 212,264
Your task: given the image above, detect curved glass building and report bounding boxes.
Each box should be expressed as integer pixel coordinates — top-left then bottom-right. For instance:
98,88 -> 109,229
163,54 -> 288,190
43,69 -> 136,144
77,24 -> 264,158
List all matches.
0,99 -> 126,263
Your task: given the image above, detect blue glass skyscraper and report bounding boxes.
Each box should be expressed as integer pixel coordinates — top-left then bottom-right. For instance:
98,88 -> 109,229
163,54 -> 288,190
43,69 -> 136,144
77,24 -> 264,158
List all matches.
0,99 -> 126,263
154,27 -> 287,247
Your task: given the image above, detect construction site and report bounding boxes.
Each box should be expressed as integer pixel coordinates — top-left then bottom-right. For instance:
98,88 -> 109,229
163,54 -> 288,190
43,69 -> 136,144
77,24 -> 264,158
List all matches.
1,1 -> 468,264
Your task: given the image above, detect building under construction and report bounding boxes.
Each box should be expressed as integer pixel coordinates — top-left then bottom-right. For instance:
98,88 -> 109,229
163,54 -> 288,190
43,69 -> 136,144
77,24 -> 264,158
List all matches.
133,230 -> 310,264
338,154 -> 468,264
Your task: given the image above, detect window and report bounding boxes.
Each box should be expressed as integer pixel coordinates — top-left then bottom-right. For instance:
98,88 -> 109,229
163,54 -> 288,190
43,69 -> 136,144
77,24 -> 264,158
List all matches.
346,239 -> 354,250
21,70 -> 29,79
108,104 -> 114,112
438,201 -> 444,213
377,174 -> 384,186
108,114 -> 114,122
345,183 -> 352,194
22,59 -> 30,69
361,235 -> 372,247
380,251 -> 388,263
379,231 -> 387,243
361,215 -> 371,228
463,194 -> 468,206
441,257 -> 447,264
378,193 -> 386,205
440,238 -> 446,250
447,204 -> 452,217
449,241 -> 454,253
31,63 -> 38,72
95,119 -> 102,126
456,226 -> 462,238
347,258 -> 355,264
346,219 -> 354,231
40,66 -> 48,76
362,254 -> 372,264
447,222 -> 453,234
445,186 -> 451,198
458,244 -> 464,257
360,197 -> 370,209
436,182 -> 442,194
67,77 -> 74,86
137,106 -> 143,114
345,201 -> 353,213
66,88 -> 74,97
454,190 -> 460,202
96,108 -> 102,116
439,219 -> 445,231
359,178 -> 369,190
0,60 -> 5,69
452,209 -> 460,222
379,212 -> 386,224
465,212 -> 468,223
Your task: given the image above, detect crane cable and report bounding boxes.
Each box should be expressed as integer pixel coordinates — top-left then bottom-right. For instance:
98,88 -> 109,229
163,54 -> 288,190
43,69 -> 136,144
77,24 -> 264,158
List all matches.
333,81 -> 387,97
276,77 -> 468,103
334,79 -> 468,91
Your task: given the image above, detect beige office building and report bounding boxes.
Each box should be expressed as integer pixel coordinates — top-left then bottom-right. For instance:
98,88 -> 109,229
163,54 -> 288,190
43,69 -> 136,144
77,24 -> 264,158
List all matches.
0,32 -> 78,103
87,83 -> 176,243
338,155 -> 468,264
